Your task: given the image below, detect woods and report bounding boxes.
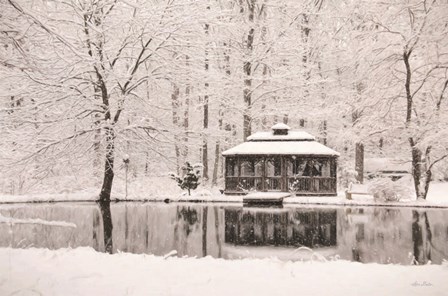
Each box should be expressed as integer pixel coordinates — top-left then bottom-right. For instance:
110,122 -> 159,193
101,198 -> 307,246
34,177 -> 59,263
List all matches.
1,0 -> 447,200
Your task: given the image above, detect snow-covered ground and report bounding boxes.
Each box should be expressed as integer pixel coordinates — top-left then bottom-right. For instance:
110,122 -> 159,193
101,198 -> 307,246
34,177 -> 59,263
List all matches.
0,178 -> 447,208
1,179 -> 447,295
0,247 -> 447,296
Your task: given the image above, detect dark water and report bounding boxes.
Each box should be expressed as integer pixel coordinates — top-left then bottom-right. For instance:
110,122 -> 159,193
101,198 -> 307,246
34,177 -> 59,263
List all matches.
0,202 -> 447,265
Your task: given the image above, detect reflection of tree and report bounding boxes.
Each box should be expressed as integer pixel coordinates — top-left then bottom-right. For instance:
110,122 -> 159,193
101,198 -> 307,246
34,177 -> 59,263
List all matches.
98,201 -> 113,254
372,208 -> 401,223
176,206 -> 199,236
202,207 -> 208,256
173,206 -> 201,256
92,207 -> 101,251
412,210 -> 432,265
214,207 -> 222,257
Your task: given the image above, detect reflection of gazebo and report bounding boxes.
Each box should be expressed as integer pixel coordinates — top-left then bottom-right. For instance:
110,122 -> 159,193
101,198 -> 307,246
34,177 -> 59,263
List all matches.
222,124 -> 339,195
224,207 -> 337,248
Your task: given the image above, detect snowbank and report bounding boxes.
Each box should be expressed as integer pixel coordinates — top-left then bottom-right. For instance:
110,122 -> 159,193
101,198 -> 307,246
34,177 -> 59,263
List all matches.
0,214 -> 76,228
0,247 -> 447,296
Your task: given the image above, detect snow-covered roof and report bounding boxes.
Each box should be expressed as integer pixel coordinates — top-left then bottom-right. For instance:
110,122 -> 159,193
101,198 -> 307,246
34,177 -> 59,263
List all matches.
247,124 -> 315,141
271,122 -> 291,130
247,130 -> 315,141
223,124 -> 339,156
222,141 -> 339,156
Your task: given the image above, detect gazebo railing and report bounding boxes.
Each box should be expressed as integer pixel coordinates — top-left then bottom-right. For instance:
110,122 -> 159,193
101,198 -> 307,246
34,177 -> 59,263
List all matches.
225,176 -> 336,195
265,177 -> 282,191
288,177 -> 336,194
225,176 -> 263,192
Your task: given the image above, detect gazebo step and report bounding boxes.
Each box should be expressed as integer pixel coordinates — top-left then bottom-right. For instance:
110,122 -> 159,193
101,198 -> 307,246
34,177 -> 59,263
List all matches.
243,192 -> 290,205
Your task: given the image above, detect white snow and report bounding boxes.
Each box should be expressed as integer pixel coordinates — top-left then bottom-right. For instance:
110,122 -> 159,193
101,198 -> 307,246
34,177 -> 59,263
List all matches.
222,141 -> 339,156
246,130 -> 316,141
365,158 -> 411,173
0,214 -> 76,228
283,183 -> 448,208
271,122 -> 291,130
0,247 -> 446,296
245,192 -> 291,199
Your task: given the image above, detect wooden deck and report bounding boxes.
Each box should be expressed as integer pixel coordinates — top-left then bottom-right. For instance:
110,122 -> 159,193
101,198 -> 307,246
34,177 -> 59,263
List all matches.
243,192 -> 291,205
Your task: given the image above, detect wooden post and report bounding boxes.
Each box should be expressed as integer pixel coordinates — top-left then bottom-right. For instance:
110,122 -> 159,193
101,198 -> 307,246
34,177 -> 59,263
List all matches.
282,156 -> 287,192
355,143 -> 364,184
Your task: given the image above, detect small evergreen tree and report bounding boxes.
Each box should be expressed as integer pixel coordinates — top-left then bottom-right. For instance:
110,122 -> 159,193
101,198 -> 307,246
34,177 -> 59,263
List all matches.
169,162 -> 201,195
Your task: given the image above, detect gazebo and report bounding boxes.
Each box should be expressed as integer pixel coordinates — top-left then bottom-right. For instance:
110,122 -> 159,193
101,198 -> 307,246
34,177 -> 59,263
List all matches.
222,123 -> 339,196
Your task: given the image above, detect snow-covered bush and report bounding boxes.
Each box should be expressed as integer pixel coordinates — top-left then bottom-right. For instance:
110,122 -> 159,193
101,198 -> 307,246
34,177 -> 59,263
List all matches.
367,178 -> 413,202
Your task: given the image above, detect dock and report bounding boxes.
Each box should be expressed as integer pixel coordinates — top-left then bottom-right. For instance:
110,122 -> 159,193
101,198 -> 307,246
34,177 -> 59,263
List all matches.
243,192 -> 291,206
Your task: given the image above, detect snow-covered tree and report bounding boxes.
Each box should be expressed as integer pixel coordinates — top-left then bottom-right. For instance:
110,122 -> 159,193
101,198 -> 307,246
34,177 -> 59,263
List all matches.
169,162 -> 202,195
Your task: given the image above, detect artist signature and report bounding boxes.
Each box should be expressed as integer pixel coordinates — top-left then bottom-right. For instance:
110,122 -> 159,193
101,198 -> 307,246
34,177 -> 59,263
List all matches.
411,281 -> 433,287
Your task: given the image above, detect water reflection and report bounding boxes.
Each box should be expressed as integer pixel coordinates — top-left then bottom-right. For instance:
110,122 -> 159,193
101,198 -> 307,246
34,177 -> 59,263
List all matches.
412,210 -> 432,265
224,209 -> 337,248
0,203 -> 447,265
99,201 -> 113,254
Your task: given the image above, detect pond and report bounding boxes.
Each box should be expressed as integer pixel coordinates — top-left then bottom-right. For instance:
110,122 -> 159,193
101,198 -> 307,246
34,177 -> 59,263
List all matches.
0,202 -> 447,265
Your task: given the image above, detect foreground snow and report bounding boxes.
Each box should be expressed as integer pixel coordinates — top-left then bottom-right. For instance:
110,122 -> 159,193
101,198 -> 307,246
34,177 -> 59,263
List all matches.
0,248 -> 447,296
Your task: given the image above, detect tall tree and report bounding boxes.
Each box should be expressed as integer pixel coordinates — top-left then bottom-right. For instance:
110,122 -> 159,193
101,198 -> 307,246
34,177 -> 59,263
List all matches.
4,0 -> 204,200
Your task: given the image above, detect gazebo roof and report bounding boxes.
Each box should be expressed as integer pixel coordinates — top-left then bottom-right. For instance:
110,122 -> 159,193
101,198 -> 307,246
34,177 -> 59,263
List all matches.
222,141 -> 339,156
271,122 -> 291,130
223,124 -> 339,157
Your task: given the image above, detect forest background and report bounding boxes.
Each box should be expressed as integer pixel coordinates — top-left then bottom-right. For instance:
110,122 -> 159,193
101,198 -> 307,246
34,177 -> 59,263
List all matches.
1,0 -> 447,200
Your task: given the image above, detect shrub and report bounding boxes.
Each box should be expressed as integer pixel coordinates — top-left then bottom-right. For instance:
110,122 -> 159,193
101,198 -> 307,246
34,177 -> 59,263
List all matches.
367,178 -> 413,202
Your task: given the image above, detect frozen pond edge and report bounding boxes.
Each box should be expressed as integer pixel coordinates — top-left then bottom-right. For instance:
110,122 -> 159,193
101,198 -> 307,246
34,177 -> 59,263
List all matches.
1,197 -> 448,209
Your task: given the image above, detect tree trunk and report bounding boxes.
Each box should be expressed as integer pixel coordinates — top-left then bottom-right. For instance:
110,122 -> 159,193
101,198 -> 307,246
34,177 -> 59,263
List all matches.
355,142 -> 364,184
212,107 -> 223,186
410,139 -> 432,199
171,84 -> 181,174
202,17 -> 210,180
404,50 -> 431,200
202,106 -> 209,180
99,127 -> 115,202
242,0 -> 255,141
93,108 -> 102,180
212,41 -> 230,186
183,56 -> 191,162
320,120 -> 327,145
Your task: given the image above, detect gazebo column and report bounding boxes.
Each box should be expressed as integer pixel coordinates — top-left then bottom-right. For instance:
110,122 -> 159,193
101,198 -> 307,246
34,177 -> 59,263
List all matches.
261,156 -> 268,192
281,156 -> 287,192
